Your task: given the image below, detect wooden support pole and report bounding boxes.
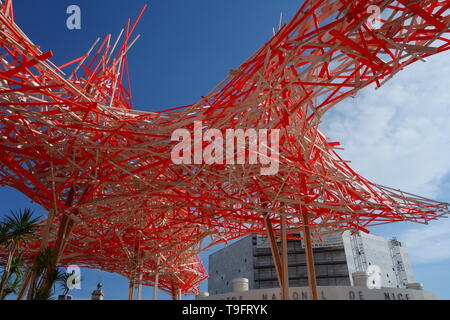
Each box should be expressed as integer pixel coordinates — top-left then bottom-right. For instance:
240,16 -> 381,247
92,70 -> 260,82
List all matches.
302,211 -> 318,300
137,270 -> 143,300
171,284 -> 176,300
40,165 -> 57,249
26,187 -> 76,300
280,214 -> 290,300
59,218 -> 76,257
40,210 -> 55,251
171,284 -> 181,300
27,189 -> 75,300
54,185 -> 91,261
153,272 -> 159,300
153,258 -> 160,300
128,278 -> 135,300
264,216 -> 286,299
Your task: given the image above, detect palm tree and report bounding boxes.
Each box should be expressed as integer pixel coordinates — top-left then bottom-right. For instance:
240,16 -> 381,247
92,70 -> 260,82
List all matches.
0,221 -> 9,246
0,209 -> 40,299
0,255 -> 24,299
29,247 -> 74,300
34,268 -> 63,300
29,247 -> 57,300
56,269 -> 74,299
58,270 -> 71,296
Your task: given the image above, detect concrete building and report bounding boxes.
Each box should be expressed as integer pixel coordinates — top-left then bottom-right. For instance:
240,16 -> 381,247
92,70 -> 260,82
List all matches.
208,231 -> 417,296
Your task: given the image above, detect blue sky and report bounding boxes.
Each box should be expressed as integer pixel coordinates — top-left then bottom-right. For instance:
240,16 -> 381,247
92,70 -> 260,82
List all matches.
1,0 -> 450,299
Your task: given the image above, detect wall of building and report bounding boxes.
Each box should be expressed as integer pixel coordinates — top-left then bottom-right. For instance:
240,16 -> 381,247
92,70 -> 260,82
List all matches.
342,231 -> 415,288
209,231 -> 417,295
209,234 -> 351,294
342,231 -> 358,283
399,242 -> 416,285
208,236 -> 255,295
253,243 -> 351,289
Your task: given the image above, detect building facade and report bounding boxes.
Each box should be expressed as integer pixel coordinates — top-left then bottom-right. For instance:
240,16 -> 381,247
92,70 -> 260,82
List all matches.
208,231 -> 416,296
199,286 -> 437,301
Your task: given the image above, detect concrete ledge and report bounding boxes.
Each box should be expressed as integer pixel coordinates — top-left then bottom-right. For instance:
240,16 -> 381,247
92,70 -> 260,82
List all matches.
198,286 -> 437,300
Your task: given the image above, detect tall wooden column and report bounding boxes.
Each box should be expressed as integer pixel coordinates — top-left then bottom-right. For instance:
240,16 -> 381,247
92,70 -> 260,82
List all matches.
128,278 -> 135,300
171,284 -> 181,300
280,214 -> 290,300
264,215 -> 289,300
153,272 -> 159,300
153,258 -> 160,300
137,270 -> 143,300
27,187 -> 76,299
302,211 -> 318,300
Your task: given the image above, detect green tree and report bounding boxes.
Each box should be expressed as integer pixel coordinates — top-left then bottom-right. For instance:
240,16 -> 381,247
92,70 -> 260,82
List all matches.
34,268 -> 63,300
0,209 -> 40,299
57,269 -> 75,299
29,247 -> 74,300
0,222 -> 9,245
30,247 -> 58,300
0,255 -> 24,299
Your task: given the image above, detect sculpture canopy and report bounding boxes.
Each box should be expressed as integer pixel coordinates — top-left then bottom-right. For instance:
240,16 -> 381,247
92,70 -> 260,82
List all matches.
0,0 -> 449,295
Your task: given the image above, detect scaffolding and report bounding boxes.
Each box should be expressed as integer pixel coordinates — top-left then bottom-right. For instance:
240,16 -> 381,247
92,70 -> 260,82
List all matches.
389,238 -> 408,288
350,232 -> 368,273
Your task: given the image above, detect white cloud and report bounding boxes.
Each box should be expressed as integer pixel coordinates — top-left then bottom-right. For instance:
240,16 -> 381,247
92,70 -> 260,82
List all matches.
322,51 -> 450,198
321,51 -> 450,264
399,218 -> 450,264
